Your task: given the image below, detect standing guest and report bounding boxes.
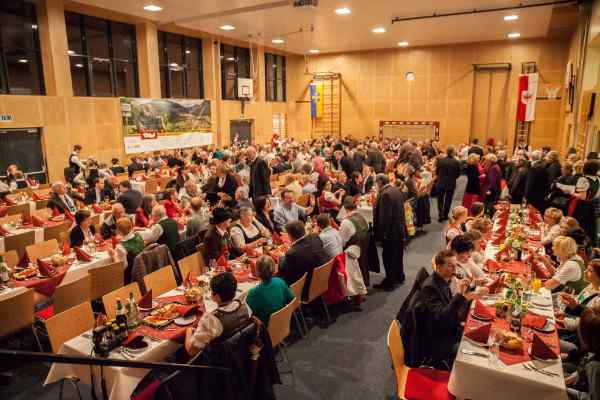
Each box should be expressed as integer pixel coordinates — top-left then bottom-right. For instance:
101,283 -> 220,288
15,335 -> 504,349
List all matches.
353,144 -> 367,173
135,194 -> 156,228
462,153 -> 482,210
84,178 -> 108,205
572,161 -> 600,247
47,181 -> 77,214
339,196 -> 371,284
278,221 -> 329,300
247,146 -> 271,200
481,153 -> 502,215
209,164 -> 238,206
117,180 -> 143,215
203,207 -> 236,262
100,202 -> 126,239
186,197 -> 210,239
445,206 -> 468,243
362,164 -> 376,193
373,173 -> 406,290
246,256 -> 294,325
273,189 -> 313,232
69,209 -> 96,248
230,207 -> 270,254
334,150 -> 355,178
366,142 -> 386,173
434,146 -> 461,222
110,158 -> 125,175
5,164 -> 17,186
143,204 -> 180,256
524,150 -> 549,213
508,156 -> 529,205
253,195 -> 276,234
545,151 -> 562,189
467,138 -> 484,158
68,144 -> 85,183
316,214 -> 343,259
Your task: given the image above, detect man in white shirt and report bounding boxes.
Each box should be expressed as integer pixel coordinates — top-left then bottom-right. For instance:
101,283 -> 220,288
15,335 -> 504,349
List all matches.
316,214 -> 343,258
273,189 -> 313,232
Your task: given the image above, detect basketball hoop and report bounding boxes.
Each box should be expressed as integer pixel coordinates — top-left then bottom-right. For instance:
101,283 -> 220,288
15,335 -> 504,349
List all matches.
544,84 -> 561,100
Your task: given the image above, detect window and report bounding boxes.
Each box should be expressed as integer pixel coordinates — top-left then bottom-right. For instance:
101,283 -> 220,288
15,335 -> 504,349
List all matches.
265,53 -> 286,102
220,44 -> 250,100
0,2 -> 44,95
66,12 -> 138,97
158,32 -> 203,99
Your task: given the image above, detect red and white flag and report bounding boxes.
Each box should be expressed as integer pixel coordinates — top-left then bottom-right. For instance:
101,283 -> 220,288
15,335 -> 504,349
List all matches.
516,73 -> 539,122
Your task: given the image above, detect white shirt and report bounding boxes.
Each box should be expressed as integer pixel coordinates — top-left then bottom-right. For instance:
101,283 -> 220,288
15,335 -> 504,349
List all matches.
319,227 -> 343,259
230,219 -> 270,249
115,231 -> 137,270
144,217 -> 166,244
554,256 -> 584,285
190,301 -> 252,354
457,257 -> 488,283
542,223 -> 561,246
339,213 -> 358,247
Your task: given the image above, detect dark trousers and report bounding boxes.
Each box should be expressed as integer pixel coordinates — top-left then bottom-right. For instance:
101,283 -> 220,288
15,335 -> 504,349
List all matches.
382,236 -> 405,283
437,187 -> 455,219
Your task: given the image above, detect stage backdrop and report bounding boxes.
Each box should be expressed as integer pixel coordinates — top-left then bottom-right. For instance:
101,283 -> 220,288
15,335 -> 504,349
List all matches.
120,98 -> 212,154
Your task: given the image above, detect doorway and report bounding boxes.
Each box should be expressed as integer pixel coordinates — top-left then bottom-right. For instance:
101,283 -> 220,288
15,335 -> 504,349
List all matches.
229,119 -> 253,145
471,68 -> 511,146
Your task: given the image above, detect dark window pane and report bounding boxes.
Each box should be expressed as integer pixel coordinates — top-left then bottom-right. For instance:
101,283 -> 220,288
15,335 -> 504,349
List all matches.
185,38 -> 201,69
158,32 -> 167,66
90,60 -> 112,96
187,68 -> 201,98
85,17 -> 109,58
70,56 -> 88,96
169,68 -> 184,98
111,22 -> 135,61
276,56 -> 284,80
277,79 -> 284,102
115,61 -> 136,96
0,52 -> 6,93
267,80 -> 275,102
160,68 -> 168,98
167,33 -> 183,66
225,79 -> 235,99
237,48 -> 250,78
65,12 -> 83,55
5,50 -> 42,95
0,3 -> 37,49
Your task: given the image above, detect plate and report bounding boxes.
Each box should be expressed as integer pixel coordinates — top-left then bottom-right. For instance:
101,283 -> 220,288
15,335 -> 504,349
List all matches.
472,314 -> 494,322
138,300 -> 159,311
125,341 -> 149,352
174,315 -> 196,326
532,320 -> 555,333
531,297 -> 552,307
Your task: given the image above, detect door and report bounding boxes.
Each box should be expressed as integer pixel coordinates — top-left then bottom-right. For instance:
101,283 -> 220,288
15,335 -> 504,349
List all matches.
471,69 -> 510,146
0,128 -> 47,183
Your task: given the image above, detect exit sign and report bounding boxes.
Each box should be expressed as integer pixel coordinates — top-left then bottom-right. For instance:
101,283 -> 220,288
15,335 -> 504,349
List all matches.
0,114 -> 12,122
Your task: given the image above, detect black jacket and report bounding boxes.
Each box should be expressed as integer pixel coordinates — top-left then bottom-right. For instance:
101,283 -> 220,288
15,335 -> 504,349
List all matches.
373,184 -> 406,242
339,155 -> 355,178
366,149 -> 386,173
464,164 -> 480,195
102,179 -> 118,201
353,151 -> 366,172
249,157 -> 271,199
69,225 -> 96,248
117,189 -> 143,214
47,193 -> 76,214
84,187 -> 109,205
278,234 -> 329,300
525,161 -> 549,209
435,156 -> 461,190
546,161 -> 562,188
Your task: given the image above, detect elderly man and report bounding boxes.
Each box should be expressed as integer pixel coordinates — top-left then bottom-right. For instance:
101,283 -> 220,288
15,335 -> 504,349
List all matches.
186,197 -> 210,239
84,177 -> 108,205
179,180 -> 200,208
103,175 -> 119,201
144,204 -> 179,255
248,146 -> 271,200
525,150 -> 549,212
273,189 -> 313,232
47,181 -> 77,214
100,202 -> 126,239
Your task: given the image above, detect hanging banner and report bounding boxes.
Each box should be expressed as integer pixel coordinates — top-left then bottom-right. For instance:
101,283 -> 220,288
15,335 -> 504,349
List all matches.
310,82 -> 324,119
516,73 -> 539,122
121,98 -> 212,154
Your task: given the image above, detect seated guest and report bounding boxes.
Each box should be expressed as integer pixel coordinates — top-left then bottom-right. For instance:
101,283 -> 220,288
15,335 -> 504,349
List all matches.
464,229 -> 486,267
537,236 -> 587,293
103,175 -> 119,201
346,171 -> 364,197
557,259 -> 600,335
184,272 -> 251,357
316,214 -> 343,259
542,207 -> 564,247
69,209 -> 96,247
318,180 -> 344,219
234,186 -> 253,210
273,189 -> 313,232
135,194 -> 156,228
231,207 -> 270,254
117,180 -> 143,215
13,171 -> 28,189
561,216 -> 581,235
110,158 -> 125,175
246,256 -> 294,325
100,202 -> 126,239
127,156 -> 146,177
47,181 -> 77,214
114,217 -> 145,282
253,195 -> 276,234
84,178 -> 108,205
203,207 -> 237,263
449,235 -> 489,290
332,171 -> 349,194
445,205 -> 467,243
278,220 -> 329,299
469,217 -> 493,241
464,201 -> 485,231
144,205 -> 180,256
409,249 -> 486,369
163,188 -> 183,219
178,180 -> 199,208
186,197 -> 210,239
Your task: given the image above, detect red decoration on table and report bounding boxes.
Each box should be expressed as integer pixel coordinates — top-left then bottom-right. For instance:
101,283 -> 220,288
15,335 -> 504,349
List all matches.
64,209 -> 74,221
243,248 -> 258,257
31,215 -> 46,227
92,204 -> 103,214
0,206 -> 7,217
216,254 -> 228,268
532,262 -> 551,280
485,259 -> 501,272
0,225 -> 8,237
531,333 -> 559,360
122,333 -> 145,348
465,322 -> 491,344
138,289 -> 153,309
184,271 -> 197,287
271,231 -> 284,245
522,312 -> 547,330
111,236 -> 121,247
490,235 -> 505,246
62,240 -> 71,256
31,192 -> 41,201
473,300 -> 494,319
74,247 -> 92,262
51,207 -> 61,217
4,197 -> 15,206
37,259 -> 57,277
486,276 -> 502,295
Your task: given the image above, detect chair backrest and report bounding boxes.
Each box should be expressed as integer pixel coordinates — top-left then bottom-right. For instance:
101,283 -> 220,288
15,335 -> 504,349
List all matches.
89,261 -> 124,300
26,239 -> 59,263
305,259 -> 334,303
145,179 -> 158,194
387,319 -> 407,394
6,203 -> 30,218
0,214 -> 23,226
197,242 -> 207,264
44,221 -> 71,243
116,172 -> 129,182
4,230 -> 36,260
31,208 -> 51,219
0,289 -> 34,338
89,213 -> 101,229
0,250 -> 19,268
45,302 -> 95,352
267,297 -> 299,347
53,273 -> 92,314
102,282 -> 141,320
297,193 -> 311,208
143,266 -> 177,296
289,272 -> 307,300
178,252 -> 204,280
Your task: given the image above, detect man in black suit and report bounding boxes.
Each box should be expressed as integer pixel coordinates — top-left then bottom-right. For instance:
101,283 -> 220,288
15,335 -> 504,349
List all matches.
127,157 -> 146,177
353,144 -> 366,173
524,150 -> 549,212
334,150 -> 355,178
278,220 -> 329,300
84,178 -> 108,205
47,181 -> 77,214
117,180 -> 143,214
366,142 -> 386,173
247,146 -> 271,199
467,138 -> 484,158
435,146 -> 461,222
103,176 -> 119,201
373,174 -> 406,290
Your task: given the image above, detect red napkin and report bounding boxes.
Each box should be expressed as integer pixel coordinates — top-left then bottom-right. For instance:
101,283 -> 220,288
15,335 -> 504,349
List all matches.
243,248 -> 258,257
74,247 -> 92,262
31,192 -> 41,201
184,271 -> 197,287
123,333 -> 145,348
491,235 -> 505,246
31,215 -> 46,227
465,322 -> 491,344
0,206 -> 7,217
62,240 -> 71,256
111,236 -> 121,247
64,209 -> 74,221
138,289 -> 153,309
473,300 -> 494,319
51,207 -> 61,217
486,276 -> 502,294
0,225 -> 9,236
216,254 -> 228,268
532,262 -> 551,280
37,258 -> 57,277
4,197 -> 15,206
176,304 -> 200,317
92,204 -> 103,214
272,231 -> 284,245
531,334 -> 558,360
523,312 -> 548,330
21,215 -> 31,225
485,259 -> 501,272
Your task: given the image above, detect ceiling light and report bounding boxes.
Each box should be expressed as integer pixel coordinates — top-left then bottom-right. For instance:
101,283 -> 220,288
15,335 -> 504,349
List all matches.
169,62 -> 178,67
226,57 -> 235,61
31,24 -> 38,30
398,41 -> 409,47
504,15 -> 519,21
185,50 -> 191,54
372,27 -> 386,34
67,50 -> 75,55
507,32 -> 521,38
309,49 -> 320,54
220,25 -> 235,31
272,38 -> 285,44
18,59 -> 28,63
75,63 -> 83,68
143,4 -> 162,12
335,7 -> 351,15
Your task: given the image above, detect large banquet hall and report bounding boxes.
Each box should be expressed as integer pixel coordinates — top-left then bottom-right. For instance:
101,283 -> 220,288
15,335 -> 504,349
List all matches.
1,0 -> 600,399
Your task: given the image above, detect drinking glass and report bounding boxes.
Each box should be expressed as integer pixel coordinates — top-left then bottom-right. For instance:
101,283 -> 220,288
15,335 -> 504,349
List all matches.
488,327 -> 504,369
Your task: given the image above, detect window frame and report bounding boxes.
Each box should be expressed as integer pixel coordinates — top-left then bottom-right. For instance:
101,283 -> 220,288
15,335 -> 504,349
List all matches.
220,44 -> 250,100
66,12 -> 139,97
158,31 -> 204,99
264,52 -> 286,102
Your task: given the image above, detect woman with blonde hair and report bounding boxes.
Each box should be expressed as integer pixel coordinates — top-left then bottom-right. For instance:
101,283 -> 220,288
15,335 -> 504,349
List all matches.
445,205 -> 468,243
463,153 -> 482,210
542,207 -> 563,246
536,236 -> 587,292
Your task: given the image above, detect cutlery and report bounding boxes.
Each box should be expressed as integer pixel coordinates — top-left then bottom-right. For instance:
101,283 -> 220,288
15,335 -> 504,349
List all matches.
461,350 -> 489,358
523,362 -> 558,377
118,350 -> 132,360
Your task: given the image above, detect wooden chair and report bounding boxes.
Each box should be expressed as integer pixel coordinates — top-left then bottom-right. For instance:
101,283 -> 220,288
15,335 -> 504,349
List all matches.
53,273 -> 92,315
301,259 -> 334,323
44,221 -> 71,243
0,250 -> 19,268
4,230 -> 36,260
387,320 -> 453,400
89,261 -> 124,300
267,297 -> 300,384
145,179 -> 158,195
197,243 -> 207,265
289,273 -> 308,337
26,239 -> 59,263
0,289 -> 35,341
89,213 -> 101,228
102,282 -> 141,320
6,203 -> 30,218
46,301 -> 95,352
178,252 -> 204,280
0,214 -> 23,226
143,266 -> 177,296
116,172 -> 129,182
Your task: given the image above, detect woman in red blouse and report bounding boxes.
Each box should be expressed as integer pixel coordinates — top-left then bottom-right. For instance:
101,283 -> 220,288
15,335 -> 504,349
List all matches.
163,188 -> 183,219
135,194 -> 156,228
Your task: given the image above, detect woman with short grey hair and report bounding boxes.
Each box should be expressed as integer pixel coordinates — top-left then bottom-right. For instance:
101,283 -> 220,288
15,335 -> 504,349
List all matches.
230,207 -> 271,254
